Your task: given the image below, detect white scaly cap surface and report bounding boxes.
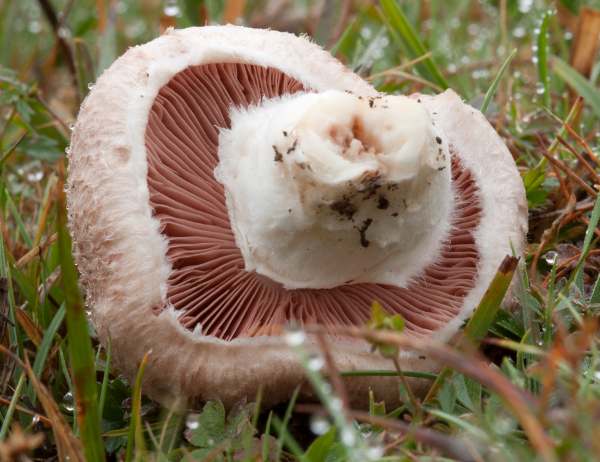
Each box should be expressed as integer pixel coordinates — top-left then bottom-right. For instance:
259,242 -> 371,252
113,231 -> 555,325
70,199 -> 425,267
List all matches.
216,90 -> 451,288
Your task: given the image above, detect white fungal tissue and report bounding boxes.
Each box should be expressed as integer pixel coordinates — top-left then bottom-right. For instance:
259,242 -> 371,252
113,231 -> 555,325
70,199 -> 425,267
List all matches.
215,90 -> 452,289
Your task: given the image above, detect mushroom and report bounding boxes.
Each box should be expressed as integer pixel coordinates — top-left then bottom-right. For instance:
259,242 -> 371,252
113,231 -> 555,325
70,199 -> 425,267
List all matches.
67,25 -> 527,408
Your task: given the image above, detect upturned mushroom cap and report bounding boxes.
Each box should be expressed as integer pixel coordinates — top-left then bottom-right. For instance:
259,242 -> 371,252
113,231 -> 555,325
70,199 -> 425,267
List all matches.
67,25 -> 527,408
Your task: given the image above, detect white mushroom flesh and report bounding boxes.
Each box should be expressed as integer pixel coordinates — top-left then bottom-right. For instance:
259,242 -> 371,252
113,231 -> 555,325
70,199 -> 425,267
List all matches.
215,90 -> 452,289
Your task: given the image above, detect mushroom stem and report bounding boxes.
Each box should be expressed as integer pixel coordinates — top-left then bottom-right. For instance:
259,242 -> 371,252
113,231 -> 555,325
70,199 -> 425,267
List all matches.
216,90 -> 452,289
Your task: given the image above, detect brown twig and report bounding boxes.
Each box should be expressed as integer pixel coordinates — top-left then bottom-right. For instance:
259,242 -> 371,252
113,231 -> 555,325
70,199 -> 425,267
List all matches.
36,0 -> 81,103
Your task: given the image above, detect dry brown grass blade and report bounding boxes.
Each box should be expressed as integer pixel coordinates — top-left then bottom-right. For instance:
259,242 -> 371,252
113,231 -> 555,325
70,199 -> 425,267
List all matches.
223,0 -> 246,23
540,149 -> 597,197
557,136 -> 600,185
0,396 -> 51,425
564,123 -> 600,167
530,194 -> 576,279
0,345 -> 85,462
0,424 -> 45,461
14,307 -> 42,347
570,7 -> 600,77
309,326 -> 557,462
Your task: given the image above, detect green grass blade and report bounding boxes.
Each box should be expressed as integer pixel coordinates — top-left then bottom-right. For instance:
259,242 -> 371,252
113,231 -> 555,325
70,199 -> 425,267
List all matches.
272,416 -> 307,462
463,256 -> 519,344
379,0 -> 449,90
481,48 -> 517,113
0,371 -> 26,438
57,170 -> 106,462
98,337 -> 111,421
275,385 -> 300,462
552,57 -> 600,118
28,303 -> 66,403
424,256 -> 519,404
570,194 -> 600,288
536,11 -> 552,108
125,351 -> 150,462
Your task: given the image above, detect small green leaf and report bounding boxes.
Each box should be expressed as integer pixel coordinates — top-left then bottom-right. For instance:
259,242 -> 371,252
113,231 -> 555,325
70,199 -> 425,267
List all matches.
189,400 -> 227,448
305,427 -> 337,462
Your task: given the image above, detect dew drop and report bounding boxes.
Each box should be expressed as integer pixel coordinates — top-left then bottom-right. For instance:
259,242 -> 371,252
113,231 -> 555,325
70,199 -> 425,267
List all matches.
330,397 -> 343,413
163,0 -> 181,17
307,354 -> 324,372
512,26 -> 526,38
57,26 -> 71,39
69,123 -> 75,131
62,391 -> 74,412
28,20 -> 41,34
32,414 -> 40,425
340,427 -> 356,446
185,413 -> 200,430
543,250 -> 558,265
284,329 -> 306,347
366,445 -> 385,460
309,414 -> 330,435
87,82 -> 95,90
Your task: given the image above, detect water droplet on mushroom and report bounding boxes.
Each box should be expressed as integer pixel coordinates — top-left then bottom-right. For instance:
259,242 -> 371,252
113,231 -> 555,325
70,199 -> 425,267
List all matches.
87,82 -> 95,90
307,353 -> 324,371
309,414 -> 330,435
543,250 -> 558,265
62,391 -> 74,412
185,413 -> 200,430
69,123 -> 75,131
284,328 -> 306,347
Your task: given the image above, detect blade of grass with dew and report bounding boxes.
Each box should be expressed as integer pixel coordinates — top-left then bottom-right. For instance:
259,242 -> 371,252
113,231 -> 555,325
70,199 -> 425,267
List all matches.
379,0 -> 448,90
0,371 -> 26,439
56,165 -> 106,462
272,415 -> 307,462
481,48 -> 517,114
536,10 -> 552,108
591,274 -> 600,304
28,303 -> 66,403
424,256 -> 519,404
98,337 -> 111,421
125,351 -> 150,462
570,194 -> 600,290
552,57 -> 600,118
